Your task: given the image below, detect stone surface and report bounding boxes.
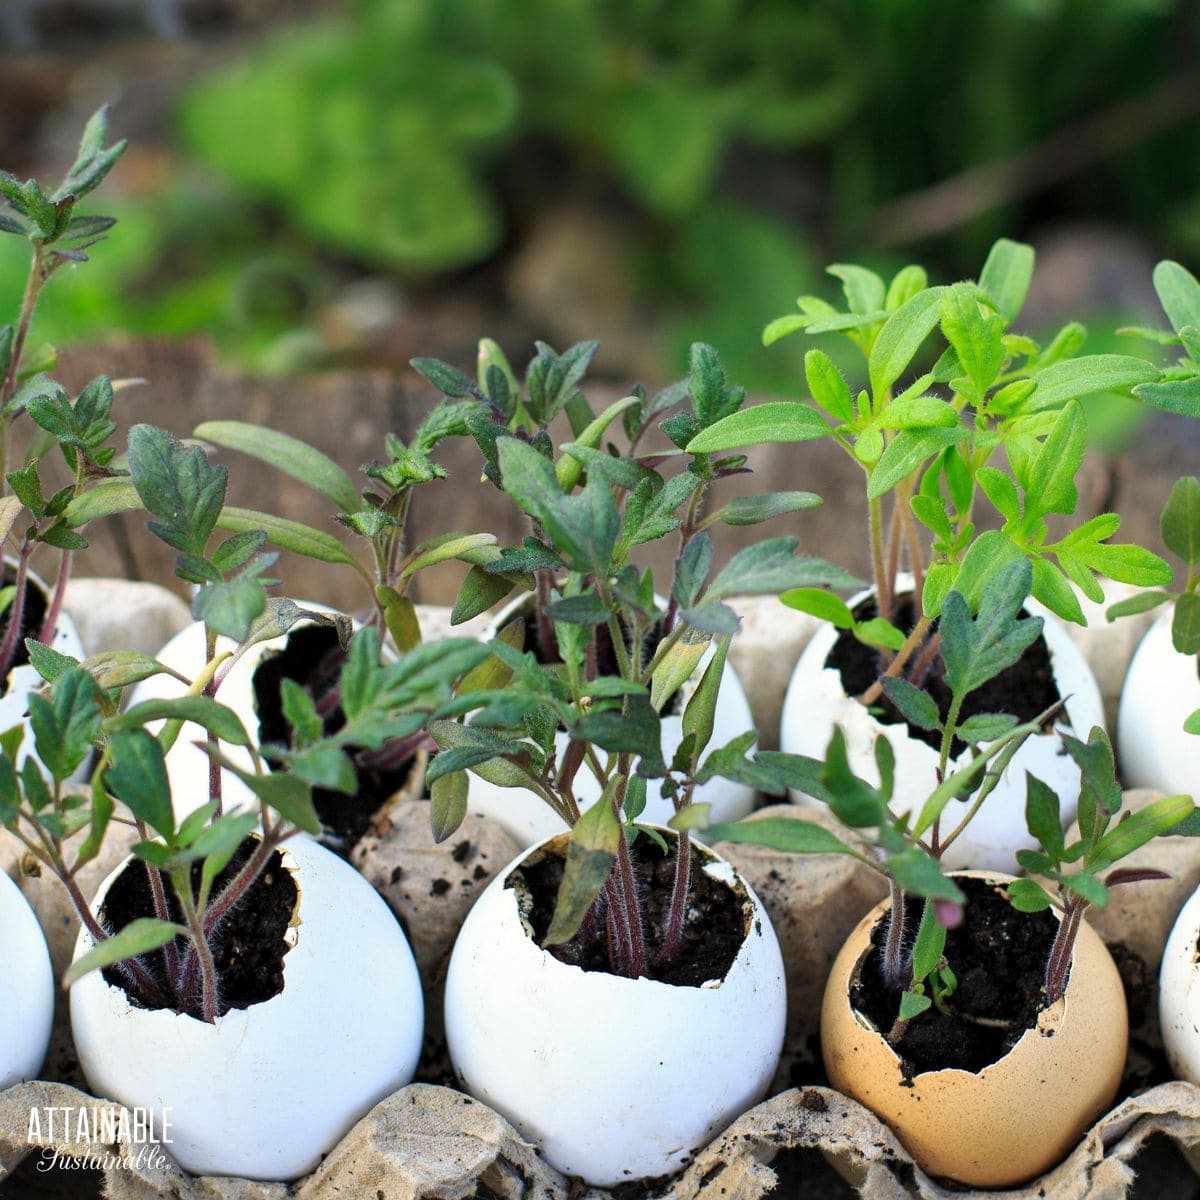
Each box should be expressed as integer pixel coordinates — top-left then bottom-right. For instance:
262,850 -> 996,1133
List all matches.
715,804 -> 887,1085
727,595 -> 820,751
62,577 -> 192,659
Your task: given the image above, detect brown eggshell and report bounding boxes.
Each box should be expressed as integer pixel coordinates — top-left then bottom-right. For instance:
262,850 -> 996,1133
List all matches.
821,876 -> 1128,1189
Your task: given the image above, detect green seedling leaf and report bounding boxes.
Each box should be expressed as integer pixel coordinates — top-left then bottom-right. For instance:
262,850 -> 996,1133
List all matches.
377,586 -> 421,652
194,421 -> 359,512
546,593 -> 611,625
805,350 -> 855,423
428,721 -> 539,790
1032,559 -> 1086,626
708,491 -> 822,526
868,426 -> 966,500
781,587 -> 855,628
1153,261 -> 1200,337
1090,794 -> 1195,874
64,479 -> 141,527
940,282 -> 1005,399
105,729 -> 174,838
1025,401 -> 1086,517
25,640 -> 77,684
1007,878 -> 1054,913
110,696 -> 252,747
704,816 -> 866,858
887,847 -> 962,901
869,286 -> 947,398
543,791 -> 621,946
28,668 -> 101,785
853,618 -> 905,651
497,438 -> 617,577
899,991 -> 932,1021
650,636 -> 708,714
880,677 -> 940,732
1107,590 -> 1172,622
821,728 -> 887,828
554,395 -> 641,491
956,713 -> 1018,743
978,238 -> 1035,322
940,560 -> 1041,697
1134,376 -> 1200,419
217,507 -> 357,566
707,538 -> 860,601
686,403 -> 830,454
128,424 -> 226,559
398,532 -> 498,581
199,744 -> 321,834
682,635 -> 729,766
1174,592 -> 1200,655
1025,774 -> 1065,863
828,263 -> 886,315
452,564 -> 517,625
1162,477 -> 1200,568
1030,356 -> 1158,411
64,918 -> 185,989
430,770 -> 470,843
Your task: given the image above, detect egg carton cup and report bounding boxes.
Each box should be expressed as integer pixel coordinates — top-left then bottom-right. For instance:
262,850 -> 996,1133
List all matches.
0,584 -> 1193,1198
2,1077 -> 1199,1200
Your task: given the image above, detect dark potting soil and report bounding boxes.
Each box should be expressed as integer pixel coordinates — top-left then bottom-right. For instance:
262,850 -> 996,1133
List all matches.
514,834 -> 746,987
0,565 -> 48,691
253,623 -> 415,849
826,595 -> 1060,754
851,877 -> 1060,1077
99,837 -> 297,1018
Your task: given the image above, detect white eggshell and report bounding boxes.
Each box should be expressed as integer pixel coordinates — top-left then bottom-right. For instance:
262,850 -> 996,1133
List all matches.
69,833 -> 423,1180
126,606 -> 350,820
443,833 -> 786,1186
779,578 -> 1105,873
0,870 -> 53,1089
464,598 -> 757,848
1160,881 -> 1200,1083
0,566 -> 87,779
1117,611 -> 1200,798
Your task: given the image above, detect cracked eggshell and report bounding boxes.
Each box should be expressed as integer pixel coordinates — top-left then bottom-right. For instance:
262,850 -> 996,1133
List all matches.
821,876 -> 1127,1189
1159,883 -> 1200,1084
443,830 -> 786,1186
0,870 -> 53,1089
1117,611 -> 1200,798
463,596 -> 757,848
127,606 -> 409,824
69,834 -> 423,1181
780,577 -> 1105,873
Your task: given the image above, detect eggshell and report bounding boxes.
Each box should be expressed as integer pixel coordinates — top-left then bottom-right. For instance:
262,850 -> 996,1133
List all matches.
0,870 -> 53,1089
1117,610 -> 1200,798
0,565 -> 87,780
463,596 -> 757,847
821,876 -> 1127,1188
443,830 -> 786,1186
780,576 -> 1105,872
1158,882 -> 1200,1084
126,608 -> 420,824
69,833 -> 424,1180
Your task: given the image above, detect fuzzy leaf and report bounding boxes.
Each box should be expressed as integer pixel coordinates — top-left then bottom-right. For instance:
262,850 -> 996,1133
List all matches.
542,793 -> 620,946
685,403 -> 830,454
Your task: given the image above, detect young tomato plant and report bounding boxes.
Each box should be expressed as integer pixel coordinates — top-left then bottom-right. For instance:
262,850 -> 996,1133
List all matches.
419,340 -> 854,976
687,239 -> 1171,705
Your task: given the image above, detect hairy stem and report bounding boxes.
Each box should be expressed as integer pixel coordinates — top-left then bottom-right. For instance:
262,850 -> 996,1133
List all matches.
534,569 -> 557,663
881,880 -> 909,991
869,498 -> 891,626
906,630 -> 943,689
0,542 -> 32,687
175,875 -> 219,1024
613,823 -> 646,978
1044,896 -> 1087,1004
39,551 -> 72,644
203,627 -> 223,817
858,614 -> 934,706
664,828 -> 691,963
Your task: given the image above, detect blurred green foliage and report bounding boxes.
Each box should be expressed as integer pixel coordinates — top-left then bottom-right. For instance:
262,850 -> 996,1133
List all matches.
15,0 -> 1199,402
